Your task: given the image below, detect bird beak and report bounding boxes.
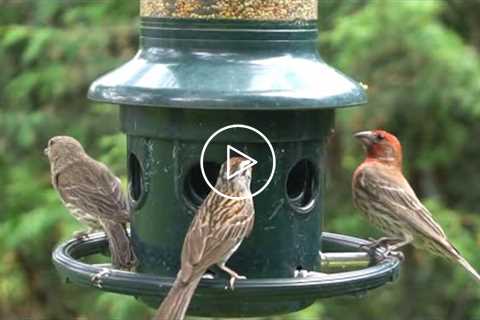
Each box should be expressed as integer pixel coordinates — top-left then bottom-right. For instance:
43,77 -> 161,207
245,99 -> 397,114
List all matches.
43,147 -> 49,156
354,131 -> 375,146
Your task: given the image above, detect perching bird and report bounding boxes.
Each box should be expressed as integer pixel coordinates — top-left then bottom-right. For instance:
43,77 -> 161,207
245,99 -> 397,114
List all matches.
45,136 -> 136,270
352,129 -> 480,281
154,157 -> 255,320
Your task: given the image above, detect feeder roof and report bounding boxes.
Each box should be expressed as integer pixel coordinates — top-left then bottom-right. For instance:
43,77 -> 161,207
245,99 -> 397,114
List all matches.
88,52 -> 366,110
88,19 -> 367,110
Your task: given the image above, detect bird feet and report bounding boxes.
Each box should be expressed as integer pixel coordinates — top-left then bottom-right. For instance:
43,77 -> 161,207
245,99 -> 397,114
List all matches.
73,230 -> 90,240
218,264 -> 246,290
90,268 -> 112,288
74,227 -> 98,240
226,274 -> 247,291
386,250 -> 405,261
360,237 -> 397,251
360,237 -> 405,261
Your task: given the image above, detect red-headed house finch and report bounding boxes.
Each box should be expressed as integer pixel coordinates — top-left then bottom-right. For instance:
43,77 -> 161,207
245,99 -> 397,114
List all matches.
45,136 -> 136,270
154,157 -> 255,320
352,130 -> 480,281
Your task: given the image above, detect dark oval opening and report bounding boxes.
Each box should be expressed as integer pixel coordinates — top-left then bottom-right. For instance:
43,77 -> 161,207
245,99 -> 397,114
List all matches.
185,162 -> 221,207
128,153 -> 143,203
286,159 -> 318,212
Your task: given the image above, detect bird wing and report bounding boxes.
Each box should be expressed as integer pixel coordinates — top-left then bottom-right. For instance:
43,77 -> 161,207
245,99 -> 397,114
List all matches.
359,165 -> 447,240
56,160 -> 129,224
180,194 -> 254,282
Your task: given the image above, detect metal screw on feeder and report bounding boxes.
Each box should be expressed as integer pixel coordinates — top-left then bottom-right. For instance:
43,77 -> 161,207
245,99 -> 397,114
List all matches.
52,0 -> 402,318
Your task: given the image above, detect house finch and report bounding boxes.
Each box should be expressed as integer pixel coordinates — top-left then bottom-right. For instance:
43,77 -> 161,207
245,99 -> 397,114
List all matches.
45,136 -> 136,270
352,129 -> 480,281
154,157 -> 255,320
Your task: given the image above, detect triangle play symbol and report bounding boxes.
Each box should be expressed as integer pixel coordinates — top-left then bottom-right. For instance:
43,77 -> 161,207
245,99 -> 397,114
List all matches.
226,145 -> 258,180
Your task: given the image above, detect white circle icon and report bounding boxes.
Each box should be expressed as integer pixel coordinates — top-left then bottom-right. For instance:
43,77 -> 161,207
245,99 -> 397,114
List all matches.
200,124 -> 276,200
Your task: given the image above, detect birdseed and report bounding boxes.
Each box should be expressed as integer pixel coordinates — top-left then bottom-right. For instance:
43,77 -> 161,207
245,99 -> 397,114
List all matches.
140,0 -> 317,21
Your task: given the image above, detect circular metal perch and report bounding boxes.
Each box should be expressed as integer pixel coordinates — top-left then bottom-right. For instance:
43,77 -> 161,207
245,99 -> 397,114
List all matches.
53,232 -> 401,317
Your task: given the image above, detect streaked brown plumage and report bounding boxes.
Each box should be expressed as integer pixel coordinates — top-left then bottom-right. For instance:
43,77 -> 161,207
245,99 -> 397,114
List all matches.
154,157 -> 255,320
45,136 -> 136,269
352,129 -> 480,282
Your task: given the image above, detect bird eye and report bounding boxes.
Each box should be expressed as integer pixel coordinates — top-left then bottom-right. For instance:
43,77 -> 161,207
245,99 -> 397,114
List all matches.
376,133 -> 385,141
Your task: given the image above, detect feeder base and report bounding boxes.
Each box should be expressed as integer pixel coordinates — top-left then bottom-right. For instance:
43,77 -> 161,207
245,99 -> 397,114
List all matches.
52,232 -> 401,317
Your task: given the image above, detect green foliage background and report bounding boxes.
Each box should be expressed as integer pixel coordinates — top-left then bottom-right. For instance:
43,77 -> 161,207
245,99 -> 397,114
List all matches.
1,1 -> 479,319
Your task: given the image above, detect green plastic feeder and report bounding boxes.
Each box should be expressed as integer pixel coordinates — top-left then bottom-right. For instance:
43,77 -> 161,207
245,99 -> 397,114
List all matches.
52,0 -> 401,317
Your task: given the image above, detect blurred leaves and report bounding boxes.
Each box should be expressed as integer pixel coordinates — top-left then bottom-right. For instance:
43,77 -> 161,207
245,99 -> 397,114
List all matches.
321,2 -> 480,319
0,1 -> 142,319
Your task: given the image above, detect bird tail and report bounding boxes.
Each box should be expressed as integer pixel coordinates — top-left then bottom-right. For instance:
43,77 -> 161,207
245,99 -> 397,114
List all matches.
101,220 -> 137,270
440,239 -> 480,283
154,275 -> 202,320
456,255 -> 480,282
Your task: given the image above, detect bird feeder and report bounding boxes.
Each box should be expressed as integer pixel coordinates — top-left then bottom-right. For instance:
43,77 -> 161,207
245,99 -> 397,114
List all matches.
52,0 -> 401,317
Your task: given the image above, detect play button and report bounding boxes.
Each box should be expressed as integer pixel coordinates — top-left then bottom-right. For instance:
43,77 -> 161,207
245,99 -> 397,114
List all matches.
226,145 -> 258,179
200,124 -> 276,200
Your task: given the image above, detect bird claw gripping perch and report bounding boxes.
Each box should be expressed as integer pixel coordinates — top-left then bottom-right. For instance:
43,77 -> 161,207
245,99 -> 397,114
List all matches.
73,230 -> 90,240
360,237 -> 406,261
90,268 -> 112,288
370,245 -> 405,262
385,249 -> 405,262
225,274 -> 247,291
360,237 -> 397,251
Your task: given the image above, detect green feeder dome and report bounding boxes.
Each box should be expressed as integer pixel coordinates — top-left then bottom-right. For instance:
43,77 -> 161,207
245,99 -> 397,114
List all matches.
53,0 -> 400,318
